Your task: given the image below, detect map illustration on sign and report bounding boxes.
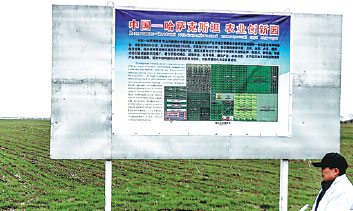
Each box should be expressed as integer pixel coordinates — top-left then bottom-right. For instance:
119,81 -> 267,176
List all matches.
165,64 -> 278,122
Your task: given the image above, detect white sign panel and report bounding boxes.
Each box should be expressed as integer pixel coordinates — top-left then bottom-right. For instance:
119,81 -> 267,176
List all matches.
51,5 -> 341,159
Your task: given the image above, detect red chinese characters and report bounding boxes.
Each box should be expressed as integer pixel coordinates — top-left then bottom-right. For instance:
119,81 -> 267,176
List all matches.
128,19 -> 280,36
187,21 -> 198,32
270,25 -> 279,35
210,22 -> 221,33
236,23 -> 247,34
176,21 -> 186,32
225,23 -> 235,34
259,24 -> 269,35
140,20 -> 151,31
198,22 -> 209,33
164,20 -> 175,32
129,19 -> 139,31
248,24 -> 258,35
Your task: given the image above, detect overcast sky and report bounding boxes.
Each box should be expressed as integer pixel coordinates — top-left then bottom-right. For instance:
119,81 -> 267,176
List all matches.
0,0 -> 352,119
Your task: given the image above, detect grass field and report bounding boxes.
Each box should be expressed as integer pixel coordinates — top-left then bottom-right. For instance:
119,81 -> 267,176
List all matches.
0,119 -> 352,210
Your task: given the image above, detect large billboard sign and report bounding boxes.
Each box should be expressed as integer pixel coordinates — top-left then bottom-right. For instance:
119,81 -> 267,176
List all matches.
51,5 -> 341,159
113,10 -> 291,136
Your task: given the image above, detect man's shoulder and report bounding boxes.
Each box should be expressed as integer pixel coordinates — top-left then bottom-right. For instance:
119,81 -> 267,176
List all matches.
338,174 -> 353,184
334,175 -> 353,192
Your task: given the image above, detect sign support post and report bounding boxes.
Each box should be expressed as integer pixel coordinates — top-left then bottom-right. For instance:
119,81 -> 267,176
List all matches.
105,160 -> 112,211
279,159 -> 289,211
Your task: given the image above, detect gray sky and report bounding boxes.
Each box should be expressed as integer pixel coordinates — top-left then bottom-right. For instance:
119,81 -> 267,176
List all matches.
0,0 -> 351,119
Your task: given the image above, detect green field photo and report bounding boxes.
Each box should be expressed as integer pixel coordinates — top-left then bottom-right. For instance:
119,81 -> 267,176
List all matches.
1,119 -> 352,210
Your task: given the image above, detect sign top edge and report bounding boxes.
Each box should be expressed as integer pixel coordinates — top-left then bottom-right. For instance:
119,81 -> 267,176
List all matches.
114,6 -> 293,16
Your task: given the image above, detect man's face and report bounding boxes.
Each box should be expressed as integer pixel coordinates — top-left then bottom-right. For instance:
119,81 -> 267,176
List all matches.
321,167 -> 339,181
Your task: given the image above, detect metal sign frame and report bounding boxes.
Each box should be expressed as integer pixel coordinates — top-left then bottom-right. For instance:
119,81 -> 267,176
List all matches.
51,5 -> 342,160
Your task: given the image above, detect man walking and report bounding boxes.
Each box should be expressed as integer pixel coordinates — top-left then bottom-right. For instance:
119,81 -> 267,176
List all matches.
311,152 -> 353,211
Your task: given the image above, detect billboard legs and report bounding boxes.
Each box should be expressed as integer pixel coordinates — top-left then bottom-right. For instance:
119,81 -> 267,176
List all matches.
105,160 -> 112,211
103,159 -> 289,210
279,159 -> 289,211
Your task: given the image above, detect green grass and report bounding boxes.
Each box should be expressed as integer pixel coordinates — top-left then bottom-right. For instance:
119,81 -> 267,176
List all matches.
0,119 -> 352,210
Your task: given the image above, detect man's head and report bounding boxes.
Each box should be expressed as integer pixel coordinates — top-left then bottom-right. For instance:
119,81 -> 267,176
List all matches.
312,153 -> 348,181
